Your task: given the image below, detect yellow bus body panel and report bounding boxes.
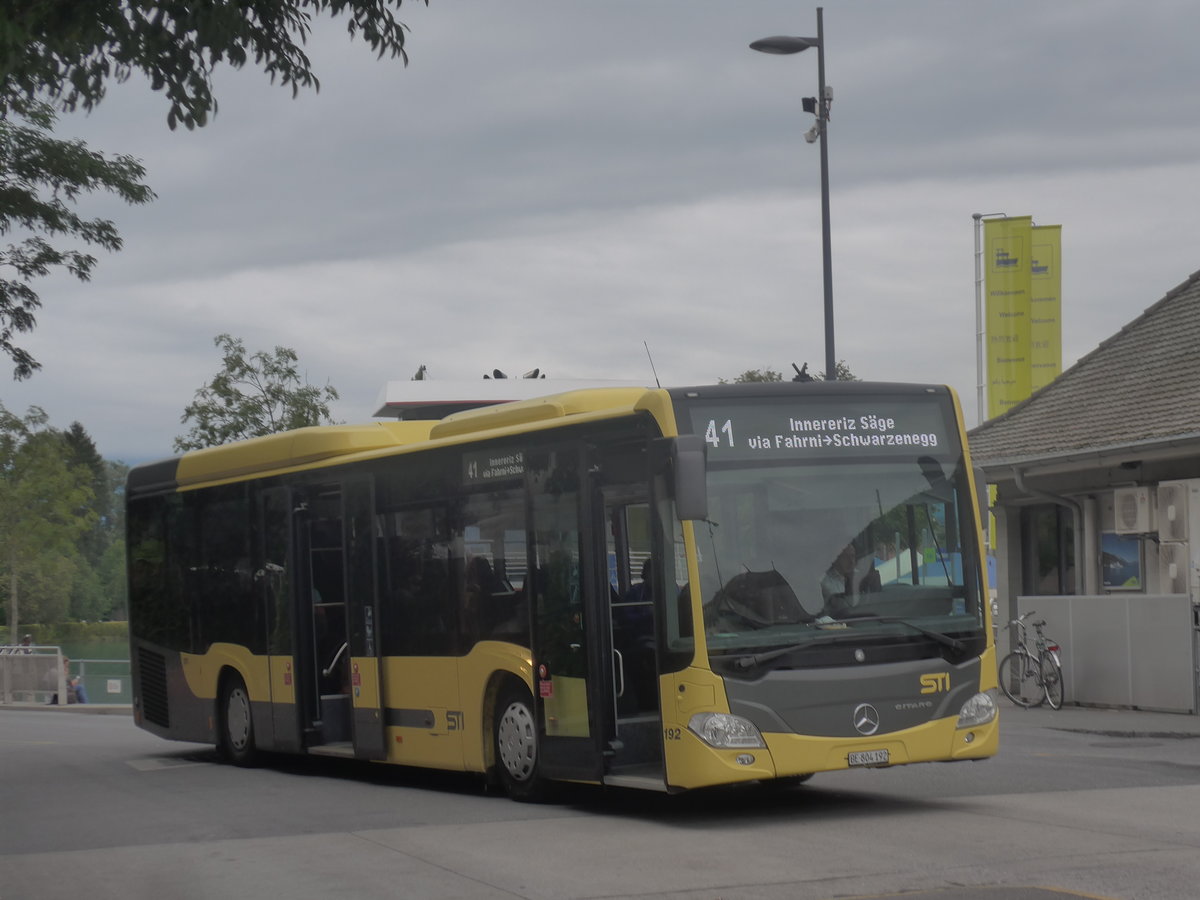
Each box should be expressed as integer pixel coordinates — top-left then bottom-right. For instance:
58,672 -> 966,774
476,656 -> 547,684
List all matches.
379,655 -> 464,769
180,643 -> 269,701
543,676 -> 589,737
350,656 -> 380,708
269,655 -> 296,705
381,642 -> 531,774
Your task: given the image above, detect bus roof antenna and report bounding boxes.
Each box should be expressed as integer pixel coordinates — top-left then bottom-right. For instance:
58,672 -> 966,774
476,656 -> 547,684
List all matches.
643,341 -> 661,388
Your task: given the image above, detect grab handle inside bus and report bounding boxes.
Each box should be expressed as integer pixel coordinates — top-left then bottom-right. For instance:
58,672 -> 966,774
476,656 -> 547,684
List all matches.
672,434 -> 708,521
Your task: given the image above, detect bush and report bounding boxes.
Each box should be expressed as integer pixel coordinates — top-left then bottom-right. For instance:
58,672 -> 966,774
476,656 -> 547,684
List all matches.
4,621 -> 128,645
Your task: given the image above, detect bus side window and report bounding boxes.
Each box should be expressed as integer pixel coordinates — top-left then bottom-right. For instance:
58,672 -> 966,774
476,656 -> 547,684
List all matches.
378,510 -> 455,656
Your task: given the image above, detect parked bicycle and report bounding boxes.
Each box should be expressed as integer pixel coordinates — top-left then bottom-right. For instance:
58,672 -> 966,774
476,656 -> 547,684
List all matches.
998,611 -> 1063,709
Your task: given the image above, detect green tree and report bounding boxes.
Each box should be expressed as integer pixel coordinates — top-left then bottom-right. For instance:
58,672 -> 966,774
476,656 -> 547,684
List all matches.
0,98 -> 154,379
0,404 -> 95,634
1,1 -> 425,130
721,362 -> 859,384
175,333 -> 340,451
61,422 -> 129,620
97,538 -> 128,621
820,360 -> 860,382
0,1 -> 424,379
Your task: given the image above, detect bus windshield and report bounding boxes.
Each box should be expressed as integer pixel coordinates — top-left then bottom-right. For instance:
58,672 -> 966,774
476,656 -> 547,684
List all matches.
678,387 -> 985,669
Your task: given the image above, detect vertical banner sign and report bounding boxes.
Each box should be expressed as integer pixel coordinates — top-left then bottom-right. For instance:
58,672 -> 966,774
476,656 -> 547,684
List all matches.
1030,224 -> 1062,393
985,216 -> 1033,419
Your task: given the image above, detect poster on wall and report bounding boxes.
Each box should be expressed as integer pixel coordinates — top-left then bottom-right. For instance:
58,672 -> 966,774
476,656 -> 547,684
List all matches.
1101,532 -> 1141,589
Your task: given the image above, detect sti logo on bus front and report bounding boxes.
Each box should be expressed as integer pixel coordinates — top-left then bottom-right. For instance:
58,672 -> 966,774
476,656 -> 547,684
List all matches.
920,673 -> 950,694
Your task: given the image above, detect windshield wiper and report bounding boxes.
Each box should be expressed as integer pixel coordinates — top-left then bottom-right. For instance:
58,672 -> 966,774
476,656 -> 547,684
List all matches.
837,615 -> 965,652
729,616 -> 966,671
729,638 -> 823,671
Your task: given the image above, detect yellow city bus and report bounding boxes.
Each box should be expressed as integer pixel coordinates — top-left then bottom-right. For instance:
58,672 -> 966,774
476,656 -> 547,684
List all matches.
126,381 -> 998,800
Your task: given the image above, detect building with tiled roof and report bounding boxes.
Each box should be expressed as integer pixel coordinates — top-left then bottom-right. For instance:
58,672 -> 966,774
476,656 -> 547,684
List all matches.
970,269 -> 1200,472
967,270 -> 1200,714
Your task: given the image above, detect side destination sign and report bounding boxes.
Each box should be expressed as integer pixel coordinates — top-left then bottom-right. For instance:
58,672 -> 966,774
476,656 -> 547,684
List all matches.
464,448 -> 525,484
688,399 -> 952,461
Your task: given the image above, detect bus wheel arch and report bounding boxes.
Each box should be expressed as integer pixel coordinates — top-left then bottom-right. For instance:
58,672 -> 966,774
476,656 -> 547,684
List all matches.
217,668 -> 259,767
492,676 -> 548,802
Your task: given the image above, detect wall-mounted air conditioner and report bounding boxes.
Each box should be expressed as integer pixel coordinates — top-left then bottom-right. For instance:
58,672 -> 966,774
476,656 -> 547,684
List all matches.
1113,486 -> 1155,535
1157,479 -> 1200,542
1158,540 -> 1190,596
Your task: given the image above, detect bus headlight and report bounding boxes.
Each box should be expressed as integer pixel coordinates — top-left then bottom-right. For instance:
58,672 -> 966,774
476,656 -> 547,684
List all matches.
956,690 -> 998,728
688,712 -> 766,749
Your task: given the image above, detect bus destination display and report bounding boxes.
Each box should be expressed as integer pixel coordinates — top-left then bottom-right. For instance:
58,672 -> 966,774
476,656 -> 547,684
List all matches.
689,400 -> 951,460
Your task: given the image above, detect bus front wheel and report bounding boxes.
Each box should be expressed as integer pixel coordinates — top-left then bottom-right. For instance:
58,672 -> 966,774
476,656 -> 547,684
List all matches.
494,683 -> 547,802
218,673 -> 259,767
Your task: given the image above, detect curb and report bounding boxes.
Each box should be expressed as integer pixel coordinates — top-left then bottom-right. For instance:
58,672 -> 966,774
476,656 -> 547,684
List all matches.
0,703 -> 132,716
1047,727 -> 1200,740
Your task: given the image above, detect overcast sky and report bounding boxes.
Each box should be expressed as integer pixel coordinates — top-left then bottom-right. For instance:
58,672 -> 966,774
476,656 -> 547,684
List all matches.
7,0 -> 1200,464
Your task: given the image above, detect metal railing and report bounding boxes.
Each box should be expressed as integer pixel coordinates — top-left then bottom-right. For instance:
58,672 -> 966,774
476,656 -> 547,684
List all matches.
0,645 -> 67,705
74,657 -> 133,705
0,647 -> 132,705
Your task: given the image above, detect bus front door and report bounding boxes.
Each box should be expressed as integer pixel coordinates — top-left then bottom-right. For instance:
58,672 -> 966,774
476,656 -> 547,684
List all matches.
527,447 -> 607,785
601,492 -> 665,788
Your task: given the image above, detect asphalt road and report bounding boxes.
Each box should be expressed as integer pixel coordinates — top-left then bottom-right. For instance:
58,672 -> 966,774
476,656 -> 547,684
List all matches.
1,708 -> 1198,900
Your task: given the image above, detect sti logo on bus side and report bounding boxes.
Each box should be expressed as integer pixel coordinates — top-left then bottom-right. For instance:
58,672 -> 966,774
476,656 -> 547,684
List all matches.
919,673 -> 950,694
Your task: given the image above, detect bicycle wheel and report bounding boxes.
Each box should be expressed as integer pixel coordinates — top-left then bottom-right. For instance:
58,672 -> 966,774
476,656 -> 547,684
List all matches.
999,651 -> 1045,707
1039,652 -> 1063,710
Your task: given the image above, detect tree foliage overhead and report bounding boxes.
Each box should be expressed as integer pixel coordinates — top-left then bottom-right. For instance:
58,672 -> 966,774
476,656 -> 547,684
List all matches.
175,333 -> 340,451
0,97 -> 155,379
0,1 -> 423,381
1,0 -> 426,130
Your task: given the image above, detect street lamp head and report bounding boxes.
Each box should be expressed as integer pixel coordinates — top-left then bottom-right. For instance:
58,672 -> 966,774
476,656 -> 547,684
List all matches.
749,35 -> 819,55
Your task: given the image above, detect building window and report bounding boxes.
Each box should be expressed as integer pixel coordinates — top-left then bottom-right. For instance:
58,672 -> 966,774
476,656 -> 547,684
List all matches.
1021,504 -> 1075,595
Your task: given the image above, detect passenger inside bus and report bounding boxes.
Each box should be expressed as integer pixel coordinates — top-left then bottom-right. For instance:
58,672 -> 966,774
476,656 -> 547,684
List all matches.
820,542 -> 880,615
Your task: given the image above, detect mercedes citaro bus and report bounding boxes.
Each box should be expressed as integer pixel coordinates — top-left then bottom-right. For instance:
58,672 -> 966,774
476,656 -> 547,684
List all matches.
126,381 -> 998,801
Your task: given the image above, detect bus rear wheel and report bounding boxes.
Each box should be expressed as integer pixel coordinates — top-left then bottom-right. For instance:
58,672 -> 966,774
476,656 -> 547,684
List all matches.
494,683 -> 547,802
218,673 -> 259,767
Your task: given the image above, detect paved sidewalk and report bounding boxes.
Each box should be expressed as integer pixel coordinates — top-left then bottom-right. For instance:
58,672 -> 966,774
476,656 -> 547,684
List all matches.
1000,701 -> 1200,738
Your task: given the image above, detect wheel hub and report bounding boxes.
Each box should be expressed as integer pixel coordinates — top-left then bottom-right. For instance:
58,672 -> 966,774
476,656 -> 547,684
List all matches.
497,701 -> 537,782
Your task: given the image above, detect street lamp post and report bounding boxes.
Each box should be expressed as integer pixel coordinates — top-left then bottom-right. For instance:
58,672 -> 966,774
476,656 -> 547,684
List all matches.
751,7 -> 835,380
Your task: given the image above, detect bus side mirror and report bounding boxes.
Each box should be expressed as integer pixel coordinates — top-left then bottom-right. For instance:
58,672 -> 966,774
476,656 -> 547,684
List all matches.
672,434 -> 708,521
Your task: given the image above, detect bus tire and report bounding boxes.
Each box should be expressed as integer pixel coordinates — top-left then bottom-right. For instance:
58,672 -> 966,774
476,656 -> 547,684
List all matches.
494,682 -> 548,802
218,673 -> 259,767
